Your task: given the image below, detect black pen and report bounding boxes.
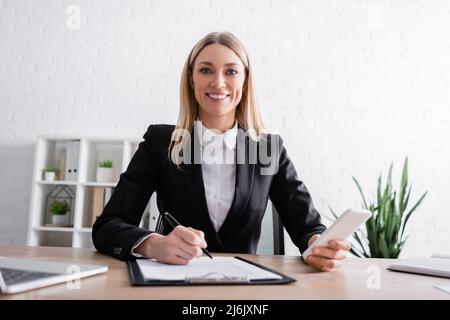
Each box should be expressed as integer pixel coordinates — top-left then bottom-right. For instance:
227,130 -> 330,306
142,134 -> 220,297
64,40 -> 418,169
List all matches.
163,212 -> 214,259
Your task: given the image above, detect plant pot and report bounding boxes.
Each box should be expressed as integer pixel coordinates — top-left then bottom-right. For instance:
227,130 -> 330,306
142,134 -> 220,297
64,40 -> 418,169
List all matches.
44,172 -> 56,181
51,214 -> 67,225
96,167 -> 114,183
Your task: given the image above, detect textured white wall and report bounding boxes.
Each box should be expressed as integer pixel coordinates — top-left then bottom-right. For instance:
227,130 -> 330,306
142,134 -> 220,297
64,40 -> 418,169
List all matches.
1,0 -> 449,257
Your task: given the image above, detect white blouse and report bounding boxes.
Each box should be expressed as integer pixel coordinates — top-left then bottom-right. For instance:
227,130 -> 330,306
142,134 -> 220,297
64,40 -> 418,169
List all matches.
198,120 -> 237,232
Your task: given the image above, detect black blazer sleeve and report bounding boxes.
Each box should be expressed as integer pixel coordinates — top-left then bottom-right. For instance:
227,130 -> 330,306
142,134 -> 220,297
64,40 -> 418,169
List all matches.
92,125 -> 161,260
269,136 -> 326,254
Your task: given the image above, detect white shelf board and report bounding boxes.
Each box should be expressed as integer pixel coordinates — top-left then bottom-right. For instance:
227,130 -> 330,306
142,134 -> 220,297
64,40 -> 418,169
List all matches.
77,228 -> 92,233
37,134 -> 140,143
33,226 -> 74,232
80,182 -> 118,187
37,180 -> 78,186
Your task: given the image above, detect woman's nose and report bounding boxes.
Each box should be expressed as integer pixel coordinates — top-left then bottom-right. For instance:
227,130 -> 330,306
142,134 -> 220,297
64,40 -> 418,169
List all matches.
209,74 -> 226,88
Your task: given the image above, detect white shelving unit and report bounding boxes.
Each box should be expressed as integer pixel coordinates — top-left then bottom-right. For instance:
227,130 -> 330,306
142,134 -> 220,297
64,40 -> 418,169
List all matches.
27,135 -> 160,249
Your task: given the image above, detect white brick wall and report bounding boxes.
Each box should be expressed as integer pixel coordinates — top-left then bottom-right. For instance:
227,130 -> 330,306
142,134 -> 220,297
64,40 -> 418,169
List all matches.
1,0 -> 449,257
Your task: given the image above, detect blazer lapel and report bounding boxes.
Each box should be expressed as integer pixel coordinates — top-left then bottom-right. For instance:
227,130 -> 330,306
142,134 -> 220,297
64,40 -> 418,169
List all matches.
181,126 -> 222,248
218,126 -> 256,238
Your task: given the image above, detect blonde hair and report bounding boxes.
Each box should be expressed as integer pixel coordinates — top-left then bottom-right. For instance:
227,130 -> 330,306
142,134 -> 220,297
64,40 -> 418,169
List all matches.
169,31 -> 265,165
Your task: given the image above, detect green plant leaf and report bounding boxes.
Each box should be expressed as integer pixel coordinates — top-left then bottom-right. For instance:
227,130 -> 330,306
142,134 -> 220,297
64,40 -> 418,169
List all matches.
328,206 -> 339,219
377,174 -> 382,207
385,196 -> 397,244
393,237 -> 408,258
352,176 -> 368,210
323,206 -> 340,224
382,164 -> 393,224
401,186 -> 411,220
353,229 -> 369,257
399,157 -> 408,214
99,160 -> 113,168
349,247 -> 364,258
367,220 -> 378,257
378,233 -> 390,258
400,191 -> 428,240
50,200 -> 69,215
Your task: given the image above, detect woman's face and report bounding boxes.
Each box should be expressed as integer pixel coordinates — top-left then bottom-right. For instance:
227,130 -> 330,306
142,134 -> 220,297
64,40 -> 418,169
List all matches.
191,44 -> 246,123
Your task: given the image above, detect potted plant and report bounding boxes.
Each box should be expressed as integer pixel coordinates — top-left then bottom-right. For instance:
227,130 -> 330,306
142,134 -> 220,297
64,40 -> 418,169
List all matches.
43,167 -> 59,181
50,200 -> 70,225
329,157 -> 428,258
96,160 -> 114,183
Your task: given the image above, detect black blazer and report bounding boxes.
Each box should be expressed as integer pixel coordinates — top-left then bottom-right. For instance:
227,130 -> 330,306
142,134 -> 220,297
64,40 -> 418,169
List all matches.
92,124 -> 326,260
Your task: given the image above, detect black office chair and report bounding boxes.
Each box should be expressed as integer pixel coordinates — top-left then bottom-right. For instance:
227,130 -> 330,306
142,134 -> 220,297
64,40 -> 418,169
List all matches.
154,194 -> 165,235
271,204 -> 285,255
153,195 -> 285,255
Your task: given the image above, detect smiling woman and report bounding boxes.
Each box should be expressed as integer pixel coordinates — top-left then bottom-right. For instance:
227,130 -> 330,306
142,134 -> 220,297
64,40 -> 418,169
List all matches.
92,31 -> 350,272
192,45 -> 246,125
170,31 -> 265,166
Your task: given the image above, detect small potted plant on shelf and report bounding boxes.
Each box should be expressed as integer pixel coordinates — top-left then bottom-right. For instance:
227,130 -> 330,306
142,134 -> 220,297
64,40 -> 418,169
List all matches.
96,160 -> 114,183
43,167 -> 59,182
49,200 -> 70,225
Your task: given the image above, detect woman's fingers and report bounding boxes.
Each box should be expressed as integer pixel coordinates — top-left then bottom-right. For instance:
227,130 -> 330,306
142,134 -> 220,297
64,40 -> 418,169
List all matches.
178,242 -> 203,259
166,254 -> 190,265
174,226 -> 206,247
167,226 -> 205,259
328,239 -> 351,251
312,246 -> 347,260
304,237 -> 350,271
174,245 -> 199,260
306,255 -> 342,271
154,225 -> 209,265
187,227 -> 207,248
163,243 -> 200,264
308,234 -> 321,247
187,227 -> 204,237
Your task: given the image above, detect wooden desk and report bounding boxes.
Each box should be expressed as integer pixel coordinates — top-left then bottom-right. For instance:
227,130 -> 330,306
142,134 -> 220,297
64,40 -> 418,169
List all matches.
1,245 -> 449,300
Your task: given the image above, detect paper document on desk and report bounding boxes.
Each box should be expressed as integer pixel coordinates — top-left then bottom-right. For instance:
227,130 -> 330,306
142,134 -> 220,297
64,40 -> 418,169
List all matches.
136,257 -> 283,281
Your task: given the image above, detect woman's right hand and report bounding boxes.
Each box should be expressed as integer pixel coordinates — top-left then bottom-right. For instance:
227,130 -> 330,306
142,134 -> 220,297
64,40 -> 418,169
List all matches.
135,226 -> 207,265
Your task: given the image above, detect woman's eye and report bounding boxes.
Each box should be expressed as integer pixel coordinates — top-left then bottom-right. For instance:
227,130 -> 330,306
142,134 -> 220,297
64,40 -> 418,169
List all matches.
199,68 -> 212,74
226,69 -> 238,75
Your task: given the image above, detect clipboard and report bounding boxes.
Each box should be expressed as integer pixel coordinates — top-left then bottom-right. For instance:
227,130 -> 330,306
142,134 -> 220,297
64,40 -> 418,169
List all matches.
127,256 -> 296,286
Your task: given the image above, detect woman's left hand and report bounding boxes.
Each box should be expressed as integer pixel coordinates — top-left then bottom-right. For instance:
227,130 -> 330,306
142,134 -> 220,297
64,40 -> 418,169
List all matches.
303,234 -> 351,271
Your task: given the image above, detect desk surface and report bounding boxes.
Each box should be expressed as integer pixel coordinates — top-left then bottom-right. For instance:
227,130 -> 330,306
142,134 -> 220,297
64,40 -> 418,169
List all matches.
1,245 -> 449,300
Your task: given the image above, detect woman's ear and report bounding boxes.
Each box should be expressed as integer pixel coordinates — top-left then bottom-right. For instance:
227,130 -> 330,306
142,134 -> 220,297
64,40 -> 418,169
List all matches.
189,75 -> 194,89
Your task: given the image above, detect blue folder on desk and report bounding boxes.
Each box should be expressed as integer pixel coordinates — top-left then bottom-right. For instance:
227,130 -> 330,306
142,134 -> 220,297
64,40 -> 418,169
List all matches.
127,256 -> 295,286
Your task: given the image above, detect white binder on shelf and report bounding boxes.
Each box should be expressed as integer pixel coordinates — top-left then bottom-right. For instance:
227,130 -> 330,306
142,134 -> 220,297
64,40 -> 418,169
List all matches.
65,141 -> 73,181
65,140 -> 80,181
71,140 -> 80,181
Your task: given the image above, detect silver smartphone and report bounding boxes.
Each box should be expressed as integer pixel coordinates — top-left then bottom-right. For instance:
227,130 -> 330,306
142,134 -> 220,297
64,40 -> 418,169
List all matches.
302,208 -> 371,259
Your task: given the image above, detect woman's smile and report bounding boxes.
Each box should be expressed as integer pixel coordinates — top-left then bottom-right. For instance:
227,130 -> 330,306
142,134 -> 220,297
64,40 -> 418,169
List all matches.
205,91 -> 231,102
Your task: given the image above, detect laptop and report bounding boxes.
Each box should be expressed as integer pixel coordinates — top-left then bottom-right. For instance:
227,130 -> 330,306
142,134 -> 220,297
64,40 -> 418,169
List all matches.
0,257 -> 108,294
387,256 -> 450,279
